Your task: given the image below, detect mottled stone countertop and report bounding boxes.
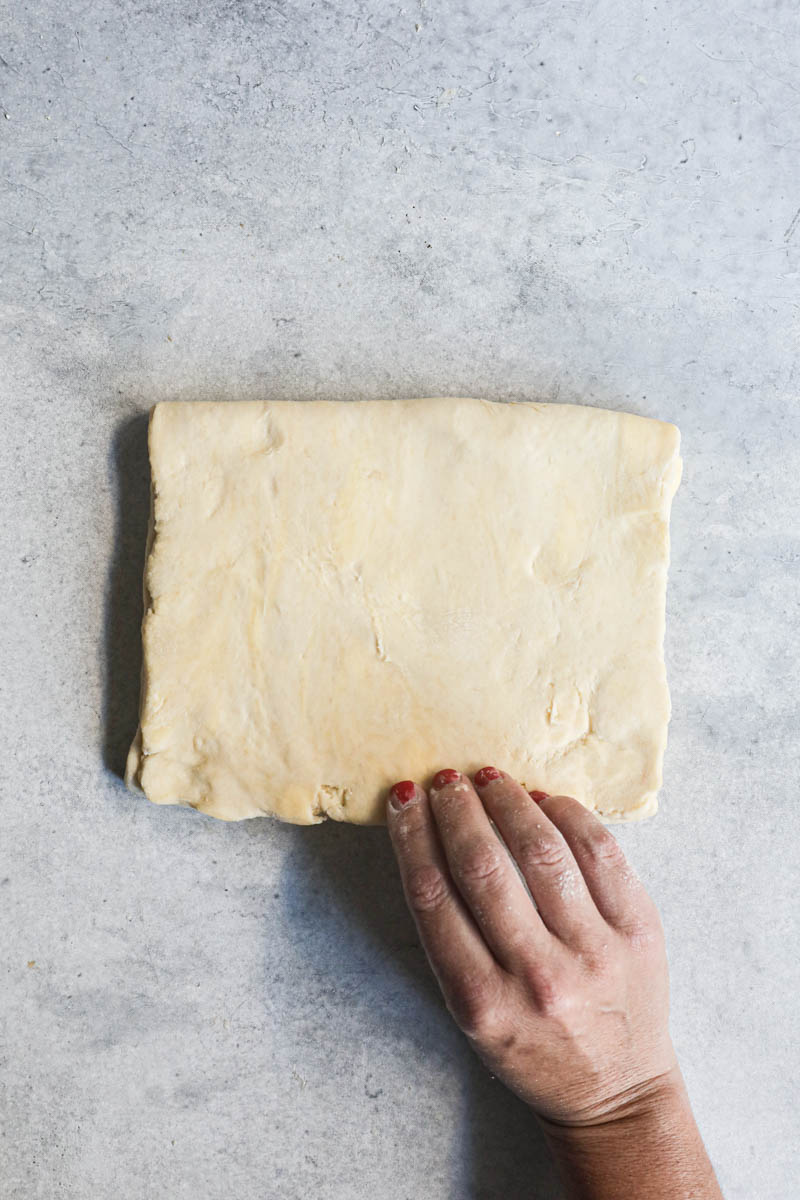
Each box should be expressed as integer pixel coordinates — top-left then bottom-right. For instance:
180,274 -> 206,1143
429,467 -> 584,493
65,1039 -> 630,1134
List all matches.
1,3 -> 797,1197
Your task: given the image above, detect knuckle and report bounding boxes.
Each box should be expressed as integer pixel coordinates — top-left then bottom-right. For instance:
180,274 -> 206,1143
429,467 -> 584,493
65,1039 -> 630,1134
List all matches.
624,920 -> 661,953
448,971 -> 502,1037
517,955 -> 565,1015
581,827 -> 625,867
579,936 -> 613,974
501,925 -> 535,960
456,841 -> 507,890
404,863 -> 451,915
517,835 -> 570,875
528,970 -> 570,1019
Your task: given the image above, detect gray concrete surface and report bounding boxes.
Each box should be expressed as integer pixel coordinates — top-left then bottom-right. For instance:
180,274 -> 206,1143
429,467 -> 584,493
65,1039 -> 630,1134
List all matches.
1,2 -> 798,1197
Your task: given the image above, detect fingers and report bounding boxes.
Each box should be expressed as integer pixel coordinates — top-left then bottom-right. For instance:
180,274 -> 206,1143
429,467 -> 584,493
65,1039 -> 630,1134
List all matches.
473,769 -> 603,945
536,793 -> 657,936
385,780 -> 505,1029
426,769 -> 550,971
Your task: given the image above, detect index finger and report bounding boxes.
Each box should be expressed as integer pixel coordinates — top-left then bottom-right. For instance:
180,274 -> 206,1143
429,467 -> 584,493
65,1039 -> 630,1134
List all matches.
386,780 -> 505,1027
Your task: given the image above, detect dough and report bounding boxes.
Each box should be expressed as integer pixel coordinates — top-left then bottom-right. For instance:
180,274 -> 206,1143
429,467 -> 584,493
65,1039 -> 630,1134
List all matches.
126,399 -> 681,825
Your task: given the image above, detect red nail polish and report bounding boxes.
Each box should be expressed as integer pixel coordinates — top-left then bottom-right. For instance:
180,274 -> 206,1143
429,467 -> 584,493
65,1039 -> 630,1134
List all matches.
391,780 -> 417,807
528,790 -> 549,804
474,766 -> 503,788
431,768 -> 460,790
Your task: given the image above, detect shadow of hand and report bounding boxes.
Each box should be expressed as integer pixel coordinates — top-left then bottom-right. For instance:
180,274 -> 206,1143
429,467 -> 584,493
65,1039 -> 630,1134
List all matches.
278,820 -> 562,1199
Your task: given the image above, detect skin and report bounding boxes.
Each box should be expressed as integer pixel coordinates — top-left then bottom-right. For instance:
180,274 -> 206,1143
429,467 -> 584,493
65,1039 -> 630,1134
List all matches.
386,768 -> 723,1200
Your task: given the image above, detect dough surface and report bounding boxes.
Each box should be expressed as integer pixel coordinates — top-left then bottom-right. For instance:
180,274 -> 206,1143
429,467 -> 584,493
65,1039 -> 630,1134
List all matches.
126,399 -> 681,825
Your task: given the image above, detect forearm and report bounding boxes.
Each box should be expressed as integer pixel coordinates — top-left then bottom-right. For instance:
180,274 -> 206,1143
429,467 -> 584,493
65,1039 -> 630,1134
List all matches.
539,1071 -> 723,1200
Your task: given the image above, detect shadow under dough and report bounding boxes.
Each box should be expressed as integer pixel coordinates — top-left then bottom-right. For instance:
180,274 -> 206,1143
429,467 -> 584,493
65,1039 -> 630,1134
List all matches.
280,821 -> 562,1199
103,411 -> 150,778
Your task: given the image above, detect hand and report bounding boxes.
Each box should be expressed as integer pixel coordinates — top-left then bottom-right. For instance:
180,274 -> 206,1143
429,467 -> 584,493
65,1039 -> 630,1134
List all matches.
386,767 -> 674,1123
386,768 -> 723,1199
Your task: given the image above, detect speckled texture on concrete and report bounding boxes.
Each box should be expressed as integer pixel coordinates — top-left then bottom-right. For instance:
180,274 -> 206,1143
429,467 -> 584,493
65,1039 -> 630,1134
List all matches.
1,3 -> 798,1198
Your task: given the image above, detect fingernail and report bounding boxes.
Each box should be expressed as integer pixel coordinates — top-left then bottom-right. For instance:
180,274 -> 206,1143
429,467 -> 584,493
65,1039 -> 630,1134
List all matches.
431,768 -> 460,791
528,790 -> 549,804
474,766 -> 503,788
390,780 -> 418,809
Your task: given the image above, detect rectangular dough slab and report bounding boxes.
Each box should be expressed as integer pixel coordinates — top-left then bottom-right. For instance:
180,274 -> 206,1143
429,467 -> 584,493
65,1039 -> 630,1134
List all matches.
126,399 -> 681,825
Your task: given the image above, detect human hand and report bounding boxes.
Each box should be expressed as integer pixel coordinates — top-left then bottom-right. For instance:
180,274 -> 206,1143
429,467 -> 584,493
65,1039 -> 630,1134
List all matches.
386,767 -> 676,1127
386,768 -> 723,1198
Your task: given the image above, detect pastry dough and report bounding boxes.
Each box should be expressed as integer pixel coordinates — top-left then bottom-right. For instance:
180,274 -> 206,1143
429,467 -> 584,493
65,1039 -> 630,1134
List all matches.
126,399 -> 681,825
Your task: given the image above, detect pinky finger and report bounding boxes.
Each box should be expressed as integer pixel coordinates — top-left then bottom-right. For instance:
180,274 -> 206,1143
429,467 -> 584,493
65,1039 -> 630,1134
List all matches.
536,793 -> 658,935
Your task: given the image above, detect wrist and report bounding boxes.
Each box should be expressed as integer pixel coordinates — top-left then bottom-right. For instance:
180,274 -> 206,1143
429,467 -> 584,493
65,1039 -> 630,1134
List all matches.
539,1064 -> 688,1142
539,1068 -> 722,1200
